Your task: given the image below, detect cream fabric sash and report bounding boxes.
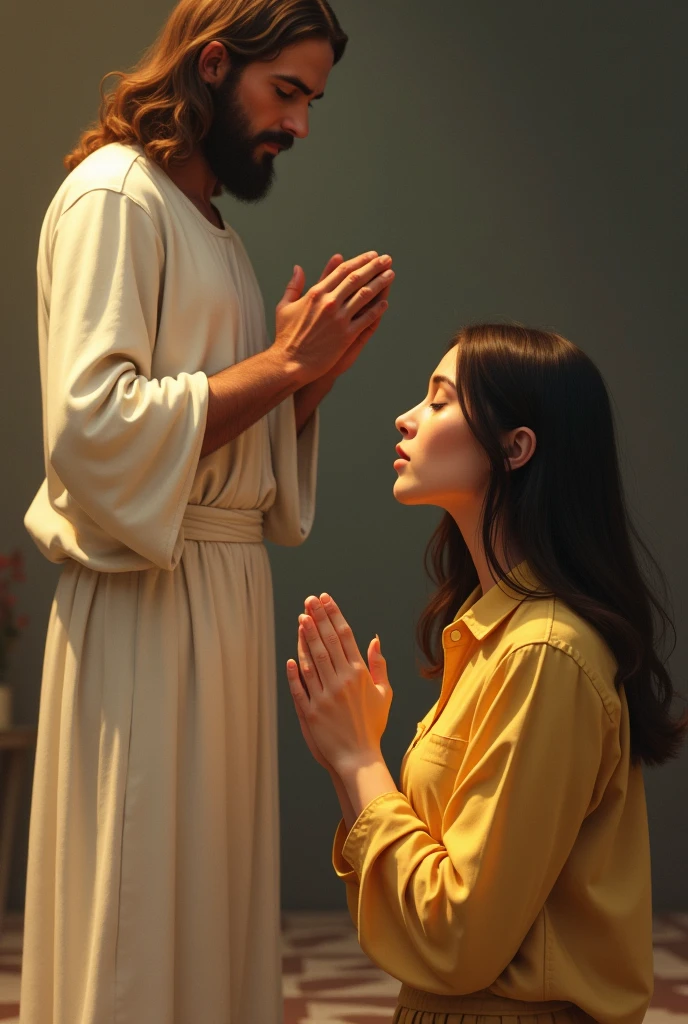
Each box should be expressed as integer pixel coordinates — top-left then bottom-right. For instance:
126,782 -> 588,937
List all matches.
182,505 -> 264,543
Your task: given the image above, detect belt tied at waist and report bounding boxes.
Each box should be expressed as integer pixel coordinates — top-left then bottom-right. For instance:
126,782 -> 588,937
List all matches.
397,983 -> 575,1015
182,505 -> 264,544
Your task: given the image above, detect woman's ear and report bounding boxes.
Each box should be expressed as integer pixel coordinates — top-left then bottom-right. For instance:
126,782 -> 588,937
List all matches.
505,427 -> 537,471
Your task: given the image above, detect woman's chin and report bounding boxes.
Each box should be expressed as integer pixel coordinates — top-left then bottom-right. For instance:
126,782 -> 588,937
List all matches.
393,478 -> 423,505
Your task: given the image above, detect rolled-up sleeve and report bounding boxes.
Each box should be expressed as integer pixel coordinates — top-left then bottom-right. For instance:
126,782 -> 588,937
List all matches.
332,643 -> 613,994
332,818 -> 360,926
45,188 -> 208,569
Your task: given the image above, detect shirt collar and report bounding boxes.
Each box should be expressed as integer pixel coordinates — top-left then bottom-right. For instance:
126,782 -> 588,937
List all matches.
445,561 -> 545,643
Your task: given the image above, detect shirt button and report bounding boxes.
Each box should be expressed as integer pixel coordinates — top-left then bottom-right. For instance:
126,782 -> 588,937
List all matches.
450,629 -> 461,642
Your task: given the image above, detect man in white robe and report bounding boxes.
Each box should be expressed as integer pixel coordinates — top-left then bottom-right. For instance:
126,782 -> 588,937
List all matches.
20,5 -> 393,1022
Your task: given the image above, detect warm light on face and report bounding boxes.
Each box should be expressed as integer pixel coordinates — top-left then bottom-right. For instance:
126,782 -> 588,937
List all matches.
393,346 -> 491,512
234,37 -> 334,145
202,36 -> 335,202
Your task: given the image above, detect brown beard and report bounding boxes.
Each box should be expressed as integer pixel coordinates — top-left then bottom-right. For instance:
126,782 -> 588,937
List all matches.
202,70 -> 293,203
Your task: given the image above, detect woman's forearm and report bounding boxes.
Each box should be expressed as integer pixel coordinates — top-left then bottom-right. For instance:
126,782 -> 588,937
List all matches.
337,754 -> 399,821
329,768 -> 357,833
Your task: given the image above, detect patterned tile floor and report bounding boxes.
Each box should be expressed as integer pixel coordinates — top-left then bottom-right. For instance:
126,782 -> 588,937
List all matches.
282,911 -> 688,1023
0,911 -> 686,1022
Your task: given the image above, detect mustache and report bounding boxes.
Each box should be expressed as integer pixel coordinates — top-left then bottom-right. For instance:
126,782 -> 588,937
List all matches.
253,131 -> 294,151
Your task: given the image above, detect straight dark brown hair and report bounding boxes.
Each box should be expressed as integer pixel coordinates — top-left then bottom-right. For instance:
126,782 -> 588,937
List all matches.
417,323 -> 687,767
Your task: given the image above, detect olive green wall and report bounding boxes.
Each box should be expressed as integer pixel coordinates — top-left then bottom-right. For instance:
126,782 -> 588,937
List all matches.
1,0 -> 686,913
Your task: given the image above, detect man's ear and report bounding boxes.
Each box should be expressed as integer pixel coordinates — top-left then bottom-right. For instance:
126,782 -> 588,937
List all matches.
198,40 -> 232,86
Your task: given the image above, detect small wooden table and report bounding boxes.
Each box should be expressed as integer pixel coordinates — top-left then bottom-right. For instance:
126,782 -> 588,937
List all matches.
0,727 -> 37,938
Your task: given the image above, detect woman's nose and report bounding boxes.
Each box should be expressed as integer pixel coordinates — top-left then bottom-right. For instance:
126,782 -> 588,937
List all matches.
395,412 -> 412,436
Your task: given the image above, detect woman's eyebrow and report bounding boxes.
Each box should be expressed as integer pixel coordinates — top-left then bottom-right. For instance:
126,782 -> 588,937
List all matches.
431,374 -> 457,391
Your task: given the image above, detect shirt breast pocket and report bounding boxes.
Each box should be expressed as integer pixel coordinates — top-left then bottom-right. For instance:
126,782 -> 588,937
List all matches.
419,734 -> 468,772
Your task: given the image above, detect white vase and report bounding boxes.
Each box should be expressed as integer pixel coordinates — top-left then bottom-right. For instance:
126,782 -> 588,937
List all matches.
0,684 -> 12,729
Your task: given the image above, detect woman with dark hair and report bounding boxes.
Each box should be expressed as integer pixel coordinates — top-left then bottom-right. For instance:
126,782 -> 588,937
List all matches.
287,323 -> 687,1024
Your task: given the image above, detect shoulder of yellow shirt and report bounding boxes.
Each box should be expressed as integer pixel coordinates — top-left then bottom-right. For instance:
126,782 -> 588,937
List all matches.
503,593 -> 621,723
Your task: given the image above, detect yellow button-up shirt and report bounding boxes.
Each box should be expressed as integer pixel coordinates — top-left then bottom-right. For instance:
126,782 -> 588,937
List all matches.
332,564 -> 653,1024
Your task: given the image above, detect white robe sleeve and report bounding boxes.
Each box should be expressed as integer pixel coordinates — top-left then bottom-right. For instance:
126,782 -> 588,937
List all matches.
262,394 -> 319,547
43,188 -> 208,570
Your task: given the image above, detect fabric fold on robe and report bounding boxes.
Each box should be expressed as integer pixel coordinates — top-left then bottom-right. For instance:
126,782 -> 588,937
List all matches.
21,141 -> 318,1024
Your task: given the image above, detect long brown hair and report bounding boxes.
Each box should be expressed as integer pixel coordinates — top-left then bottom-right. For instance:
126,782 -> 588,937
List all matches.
417,323 -> 687,767
64,0 -> 347,171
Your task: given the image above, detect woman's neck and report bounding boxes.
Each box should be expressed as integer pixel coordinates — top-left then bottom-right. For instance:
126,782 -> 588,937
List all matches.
450,505 -> 523,597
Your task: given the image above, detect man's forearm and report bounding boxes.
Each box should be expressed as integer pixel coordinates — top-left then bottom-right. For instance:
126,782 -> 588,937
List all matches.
201,347 -> 304,459
294,372 -> 336,436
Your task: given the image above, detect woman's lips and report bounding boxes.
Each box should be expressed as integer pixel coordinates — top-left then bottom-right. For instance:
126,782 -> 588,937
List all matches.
394,444 -> 410,470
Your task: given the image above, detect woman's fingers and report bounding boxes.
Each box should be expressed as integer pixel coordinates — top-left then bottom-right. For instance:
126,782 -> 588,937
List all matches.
367,635 -> 392,697
303,596 -> 352,673
293,640 -> 312,699
316,594 -> 363,664
287,660 -> 333,768
297,622 -> 323,693
287,658 -> 310,709
299,616 -> 339,688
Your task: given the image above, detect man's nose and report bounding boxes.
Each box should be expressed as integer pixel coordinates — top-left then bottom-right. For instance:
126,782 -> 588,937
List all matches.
282,115 -> 309,140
